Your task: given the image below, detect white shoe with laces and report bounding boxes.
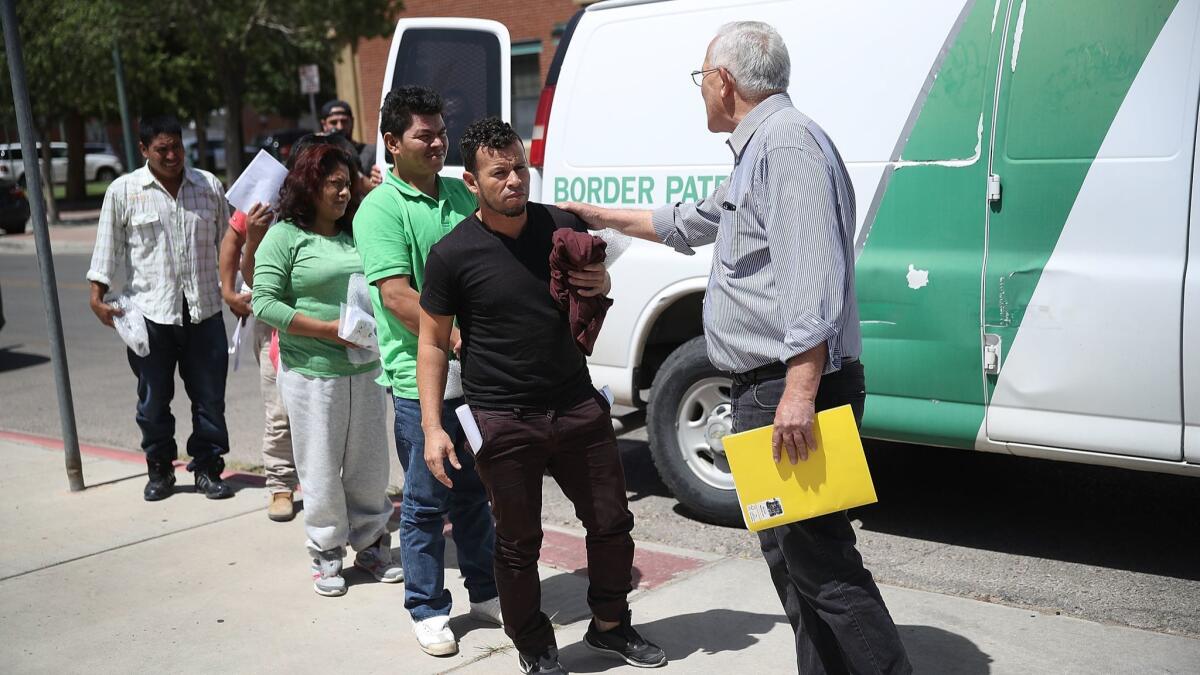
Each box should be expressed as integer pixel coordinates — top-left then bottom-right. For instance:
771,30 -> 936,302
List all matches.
469,596 -> 504,625
413,615 -> 458,656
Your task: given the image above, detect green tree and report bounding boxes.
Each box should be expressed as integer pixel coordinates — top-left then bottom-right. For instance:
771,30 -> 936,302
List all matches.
172,0 -> 402,183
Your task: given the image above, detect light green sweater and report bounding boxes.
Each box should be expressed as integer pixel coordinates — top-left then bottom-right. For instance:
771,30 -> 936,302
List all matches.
250,220 -> 376,378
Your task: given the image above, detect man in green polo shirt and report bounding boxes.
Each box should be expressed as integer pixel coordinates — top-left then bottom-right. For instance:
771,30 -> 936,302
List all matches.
353,87 -> 500,656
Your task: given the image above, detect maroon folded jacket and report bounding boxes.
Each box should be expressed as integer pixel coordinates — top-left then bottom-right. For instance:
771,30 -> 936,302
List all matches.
549,228 -> 614,356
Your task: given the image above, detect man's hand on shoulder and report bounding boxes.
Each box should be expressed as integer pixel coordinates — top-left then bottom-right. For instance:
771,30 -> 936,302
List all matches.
557,202 -> 607,230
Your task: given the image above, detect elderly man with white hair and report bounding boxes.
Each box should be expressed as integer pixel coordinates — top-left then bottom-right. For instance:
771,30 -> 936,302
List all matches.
562,20 -> 912,674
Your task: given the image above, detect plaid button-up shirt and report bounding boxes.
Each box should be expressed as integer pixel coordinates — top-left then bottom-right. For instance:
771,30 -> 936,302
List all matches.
87,164 -> 229,325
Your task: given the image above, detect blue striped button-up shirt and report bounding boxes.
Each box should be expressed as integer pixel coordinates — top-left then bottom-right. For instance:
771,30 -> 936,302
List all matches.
651,93 -> 861,375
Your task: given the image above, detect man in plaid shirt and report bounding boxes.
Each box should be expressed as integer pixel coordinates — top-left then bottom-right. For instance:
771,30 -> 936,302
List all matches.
87,115 -> 235,502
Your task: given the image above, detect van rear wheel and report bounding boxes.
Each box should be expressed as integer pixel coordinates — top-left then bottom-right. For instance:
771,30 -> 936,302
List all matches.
647,336 -> 741,526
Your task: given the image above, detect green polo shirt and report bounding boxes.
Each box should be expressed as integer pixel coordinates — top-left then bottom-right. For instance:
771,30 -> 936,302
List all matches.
353,170 -> 477,398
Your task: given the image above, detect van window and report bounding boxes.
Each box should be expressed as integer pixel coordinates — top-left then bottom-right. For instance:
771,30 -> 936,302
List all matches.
392,29 -> 502,167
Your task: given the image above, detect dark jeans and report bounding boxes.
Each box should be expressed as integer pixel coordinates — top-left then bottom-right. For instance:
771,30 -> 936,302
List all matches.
393,395 -> 498,620
732,361 -> 911,675
126,307 -> 230,472
471,392 -> 635,655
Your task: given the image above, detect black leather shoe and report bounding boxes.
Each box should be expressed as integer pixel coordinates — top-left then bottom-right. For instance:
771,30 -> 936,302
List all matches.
143,465 -> 176,502
518,646 -> 569,674
584,611 -> 667,668
195,469 -> 234,500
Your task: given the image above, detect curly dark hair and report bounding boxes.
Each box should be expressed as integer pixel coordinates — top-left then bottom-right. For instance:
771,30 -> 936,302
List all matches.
277,143 -> 359,234
460,117 -> 522,173
380,86 -> 444,138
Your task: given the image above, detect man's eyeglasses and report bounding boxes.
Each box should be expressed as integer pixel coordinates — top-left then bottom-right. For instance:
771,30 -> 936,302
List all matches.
691,67 -> 721,86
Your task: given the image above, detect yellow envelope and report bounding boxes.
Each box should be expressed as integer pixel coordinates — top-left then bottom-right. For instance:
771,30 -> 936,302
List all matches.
723,404 -> 878,531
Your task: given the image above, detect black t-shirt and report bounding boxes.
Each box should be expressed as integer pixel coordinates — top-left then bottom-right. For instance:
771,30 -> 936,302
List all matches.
421,203 -> 593,408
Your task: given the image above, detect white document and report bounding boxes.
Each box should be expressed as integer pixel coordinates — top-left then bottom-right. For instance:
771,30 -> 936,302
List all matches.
340,274 -> 379,365
456,404 -> 483,455
599,384 -> 614,407
227,315 -> 255,371
225,150 -> 289,214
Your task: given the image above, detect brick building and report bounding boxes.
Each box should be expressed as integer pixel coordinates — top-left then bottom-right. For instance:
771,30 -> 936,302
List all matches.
334,0 -> 597,145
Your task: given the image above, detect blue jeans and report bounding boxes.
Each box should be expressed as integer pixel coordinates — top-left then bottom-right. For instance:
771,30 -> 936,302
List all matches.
733,361 -> 911,675
126,307 -> 229,473
393,396 -> 498,620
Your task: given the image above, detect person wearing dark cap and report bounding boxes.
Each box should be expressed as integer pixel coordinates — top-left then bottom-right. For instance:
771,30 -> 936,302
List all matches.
321,99 -> 383,191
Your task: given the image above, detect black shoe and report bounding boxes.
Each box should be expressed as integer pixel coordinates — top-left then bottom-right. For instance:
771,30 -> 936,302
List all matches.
583,611 -> 667,668
194,468 -> 234,500
143,463 -> 176,502
518,646 -> 569,674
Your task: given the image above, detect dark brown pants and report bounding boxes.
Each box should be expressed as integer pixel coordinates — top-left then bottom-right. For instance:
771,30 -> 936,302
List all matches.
472,393 -> 635,654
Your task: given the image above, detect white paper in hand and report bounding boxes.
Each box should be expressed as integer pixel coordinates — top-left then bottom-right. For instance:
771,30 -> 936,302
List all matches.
107,294 -> 149,357
456,404 -> 483,454
225,150 -> 288,214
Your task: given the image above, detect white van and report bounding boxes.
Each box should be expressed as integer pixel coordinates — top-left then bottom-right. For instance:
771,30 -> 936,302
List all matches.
378,0 -> 1200,523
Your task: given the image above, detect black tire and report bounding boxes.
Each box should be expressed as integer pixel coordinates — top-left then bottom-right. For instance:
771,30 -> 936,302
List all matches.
647,336 -> 741,525
95,167 -> 118,183
2,219 -> 27,235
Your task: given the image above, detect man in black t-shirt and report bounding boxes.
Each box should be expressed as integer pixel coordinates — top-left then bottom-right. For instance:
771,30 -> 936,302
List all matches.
417,118 -> 667,675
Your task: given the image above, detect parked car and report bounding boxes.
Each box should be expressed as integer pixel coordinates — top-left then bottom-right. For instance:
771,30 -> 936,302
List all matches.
185,138 -> 257,173
257,128 -> 311,165
0,142 -> 122,184
0,178 -> 30,234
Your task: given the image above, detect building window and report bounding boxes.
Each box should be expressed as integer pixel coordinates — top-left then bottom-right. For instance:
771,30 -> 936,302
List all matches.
511,41 -> 543,141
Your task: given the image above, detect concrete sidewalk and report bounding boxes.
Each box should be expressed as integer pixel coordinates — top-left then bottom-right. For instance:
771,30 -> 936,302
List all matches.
0,220 -> 98,255
2,436 -> 1197,675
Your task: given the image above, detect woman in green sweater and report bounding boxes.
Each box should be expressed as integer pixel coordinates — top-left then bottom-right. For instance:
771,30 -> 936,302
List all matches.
251,144 -> 402,597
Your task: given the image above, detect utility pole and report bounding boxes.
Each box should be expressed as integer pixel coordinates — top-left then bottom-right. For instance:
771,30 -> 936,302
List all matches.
112,45 -> 138,172
1,0 -> 84,491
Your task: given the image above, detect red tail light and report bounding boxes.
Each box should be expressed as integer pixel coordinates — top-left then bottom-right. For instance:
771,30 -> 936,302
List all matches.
529,84 -> 556,168
9,185 -> 23,198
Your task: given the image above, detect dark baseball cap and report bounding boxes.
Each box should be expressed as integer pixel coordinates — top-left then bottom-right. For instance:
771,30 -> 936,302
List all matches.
320,100 -> 353,119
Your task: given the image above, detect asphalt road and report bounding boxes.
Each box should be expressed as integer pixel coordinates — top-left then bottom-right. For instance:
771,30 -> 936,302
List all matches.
3,252 -> 1198,639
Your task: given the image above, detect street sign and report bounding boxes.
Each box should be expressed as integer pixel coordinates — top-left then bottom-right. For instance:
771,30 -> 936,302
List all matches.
299,64 -> 319,94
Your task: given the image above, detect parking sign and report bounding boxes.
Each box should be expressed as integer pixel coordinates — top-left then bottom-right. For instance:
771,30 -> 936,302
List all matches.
299,65 -> 319,94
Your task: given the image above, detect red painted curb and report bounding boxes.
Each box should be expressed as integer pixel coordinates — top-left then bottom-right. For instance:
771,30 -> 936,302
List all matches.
0,429 -> 265,485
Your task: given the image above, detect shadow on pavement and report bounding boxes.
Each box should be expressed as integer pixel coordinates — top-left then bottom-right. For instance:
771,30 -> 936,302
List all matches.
855,442 -> 1200,581
901,624 -> 993,674
556,608 -> 786,672
0,346 -> 50,374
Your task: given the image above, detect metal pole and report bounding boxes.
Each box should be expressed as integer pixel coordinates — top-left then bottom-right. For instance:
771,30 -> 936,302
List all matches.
112,45 -> 138,172
308,92 -> 318,131
1,0 -> 84,491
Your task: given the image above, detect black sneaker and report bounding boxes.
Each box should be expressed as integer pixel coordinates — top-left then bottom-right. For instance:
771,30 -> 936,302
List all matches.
194,468 -> 234,500
517,646 -> 569,674
583,611 -> 667,668
143,462 -> 176,502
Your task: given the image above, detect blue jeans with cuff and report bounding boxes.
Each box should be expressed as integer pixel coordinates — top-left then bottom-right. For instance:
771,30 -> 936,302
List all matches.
393,395 -> 498,620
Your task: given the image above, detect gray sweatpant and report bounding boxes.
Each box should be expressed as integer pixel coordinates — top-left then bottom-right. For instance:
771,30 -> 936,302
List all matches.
277,364 -> 393,558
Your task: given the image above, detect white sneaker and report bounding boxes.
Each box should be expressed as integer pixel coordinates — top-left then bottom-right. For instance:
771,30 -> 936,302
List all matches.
469,596 -> 504,626
412,615 -> 458,656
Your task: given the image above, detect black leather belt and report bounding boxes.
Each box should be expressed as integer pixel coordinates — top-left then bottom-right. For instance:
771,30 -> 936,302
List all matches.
730,357 -> 858,386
